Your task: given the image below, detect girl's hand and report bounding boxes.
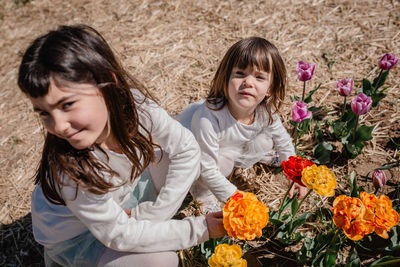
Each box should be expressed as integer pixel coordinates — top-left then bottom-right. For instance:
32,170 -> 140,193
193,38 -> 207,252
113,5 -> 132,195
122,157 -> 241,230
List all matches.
124,209 -> 132,218
288,183 -> 308,200
205,211 -> 226,238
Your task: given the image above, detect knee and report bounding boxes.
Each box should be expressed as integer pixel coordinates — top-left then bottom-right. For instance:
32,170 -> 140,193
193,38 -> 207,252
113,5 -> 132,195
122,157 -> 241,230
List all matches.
149,252 -> 179,267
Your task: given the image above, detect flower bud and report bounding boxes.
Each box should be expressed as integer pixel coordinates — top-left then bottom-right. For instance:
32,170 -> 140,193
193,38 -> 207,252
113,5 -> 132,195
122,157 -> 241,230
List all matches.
372,170 -> 387,189
336,78 -> 354,97
296,61 -> 316,81
292,101 -> 312,122
351,93 -> 372,115
378,53 -> 399,70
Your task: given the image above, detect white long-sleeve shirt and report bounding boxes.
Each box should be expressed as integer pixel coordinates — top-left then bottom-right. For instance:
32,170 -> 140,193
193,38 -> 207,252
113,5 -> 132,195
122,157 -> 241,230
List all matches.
179,101 -> 295,202
31,90 -> 208,252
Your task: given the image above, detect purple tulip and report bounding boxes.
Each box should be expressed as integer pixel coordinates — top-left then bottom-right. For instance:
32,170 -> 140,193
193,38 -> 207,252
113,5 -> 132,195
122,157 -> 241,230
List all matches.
296,61 -> 316,81
372,169 -> 387,189
336,78 -> 354,97
351,93 -> 372,115
379,53 -> 399,70
292,101 -> 312,122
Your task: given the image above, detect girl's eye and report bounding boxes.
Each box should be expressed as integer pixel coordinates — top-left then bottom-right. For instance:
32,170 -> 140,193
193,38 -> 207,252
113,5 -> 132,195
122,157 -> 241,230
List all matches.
62,102 -> 74,109
235,71 -> 245,76
257,76 -> 266,80
39,111 -> 49,117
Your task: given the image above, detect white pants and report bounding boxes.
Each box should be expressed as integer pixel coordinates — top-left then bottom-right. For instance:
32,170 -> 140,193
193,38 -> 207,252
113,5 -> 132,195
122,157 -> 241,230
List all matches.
97,150 -> 178,267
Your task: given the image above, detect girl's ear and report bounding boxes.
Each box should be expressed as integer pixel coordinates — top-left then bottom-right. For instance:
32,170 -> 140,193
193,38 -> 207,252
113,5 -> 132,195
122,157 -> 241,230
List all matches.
111,72 -> 118,86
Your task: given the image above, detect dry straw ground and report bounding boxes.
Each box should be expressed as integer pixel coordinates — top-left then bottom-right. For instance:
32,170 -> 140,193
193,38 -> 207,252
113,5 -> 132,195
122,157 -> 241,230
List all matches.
1,0 -> 399,266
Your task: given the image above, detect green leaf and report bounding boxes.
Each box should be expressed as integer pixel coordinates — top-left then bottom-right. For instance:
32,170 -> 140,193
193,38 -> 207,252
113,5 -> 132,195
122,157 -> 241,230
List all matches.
348,171 -> 359,197
304,83 -> 322,103
324,246 -> 339,267
290,197 -> 299,217
345,248 -> 360,267
314,122 -> 323,141
313,141 -> 334,164
377,163 -> 400,170
341,132 -> 351,145
345,142 -> 363,158
370,256 -> 400,266
332,121 -> 349,140
371,90 -> 387,107
362,78 -> 372,96
309,106 -> 322,113
290,212 -> 313,235
372,70 -> 389,89
355,125 -> 374,142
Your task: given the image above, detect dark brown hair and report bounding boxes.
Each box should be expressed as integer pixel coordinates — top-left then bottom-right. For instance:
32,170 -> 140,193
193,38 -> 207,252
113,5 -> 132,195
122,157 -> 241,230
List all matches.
207,37 -> 286,123
18,25 -> 158,205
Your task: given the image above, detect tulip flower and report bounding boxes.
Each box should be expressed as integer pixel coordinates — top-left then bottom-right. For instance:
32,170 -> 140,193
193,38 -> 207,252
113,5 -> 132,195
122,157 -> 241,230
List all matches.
292,101 -> 312,123
337,78 -> 354,117
296,61 -> 316,100
223,191 -> 269,240
379,53 -> 399,71
372,169 -> 387,190
351,93 -> 372,141
296,61 -> 316,82
351,93 -> 372,115
374,53 -> 399,94
208,244 -> 247,267
336,78 -> 354,97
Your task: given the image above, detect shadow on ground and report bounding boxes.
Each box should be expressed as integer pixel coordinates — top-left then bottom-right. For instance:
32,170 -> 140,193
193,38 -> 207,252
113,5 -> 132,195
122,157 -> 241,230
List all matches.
0,213 -> 44,267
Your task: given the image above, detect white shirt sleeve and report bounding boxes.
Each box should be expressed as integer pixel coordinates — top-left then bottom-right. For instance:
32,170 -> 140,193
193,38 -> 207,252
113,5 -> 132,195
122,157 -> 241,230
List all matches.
191,107 -> 237,202
268,114 -> 296,162
62,186 -> 208,252
131,94 -> 202,221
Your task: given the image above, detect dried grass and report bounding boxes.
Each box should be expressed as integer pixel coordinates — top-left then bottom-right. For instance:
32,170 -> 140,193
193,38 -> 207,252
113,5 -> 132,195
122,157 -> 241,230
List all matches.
1,0 -> 399,265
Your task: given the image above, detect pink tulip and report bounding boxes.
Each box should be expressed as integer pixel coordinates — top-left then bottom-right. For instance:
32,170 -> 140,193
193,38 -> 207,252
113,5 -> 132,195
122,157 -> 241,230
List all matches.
372,170 -> 387,189
336,78 -> 354,97
351,93 -> 372,115
296,61 -> 316,81
378,53 -> 399,70
292,101 -> 312,122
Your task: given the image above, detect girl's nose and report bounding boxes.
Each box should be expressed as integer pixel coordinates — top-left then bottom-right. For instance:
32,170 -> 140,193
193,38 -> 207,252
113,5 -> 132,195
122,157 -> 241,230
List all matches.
51,114 -> 70,137
242,76 -> 254,88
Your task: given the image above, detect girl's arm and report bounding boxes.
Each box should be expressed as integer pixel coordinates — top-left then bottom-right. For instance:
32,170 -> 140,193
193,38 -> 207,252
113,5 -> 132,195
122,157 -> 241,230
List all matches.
269,114 -> 296,162
131,90 -> 201,221
191,108 -> 237,202
61,185 -> 210,252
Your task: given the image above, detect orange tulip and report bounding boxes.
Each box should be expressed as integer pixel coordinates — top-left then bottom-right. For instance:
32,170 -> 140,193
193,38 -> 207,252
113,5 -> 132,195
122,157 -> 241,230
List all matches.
332,195 -> 366,230
223,191 -> 269,240
344,219 -> 375,241
373,195 -> 400,239
334,192 -> 399,240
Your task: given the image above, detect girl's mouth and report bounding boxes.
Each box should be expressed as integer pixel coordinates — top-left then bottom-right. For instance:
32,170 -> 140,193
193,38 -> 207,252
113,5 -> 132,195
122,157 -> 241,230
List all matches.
239,92 -> 253,97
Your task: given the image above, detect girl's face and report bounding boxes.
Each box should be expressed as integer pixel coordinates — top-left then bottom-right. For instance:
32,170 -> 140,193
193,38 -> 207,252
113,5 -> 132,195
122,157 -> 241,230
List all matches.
30,76 -> 114,150
227,65 -> 272,122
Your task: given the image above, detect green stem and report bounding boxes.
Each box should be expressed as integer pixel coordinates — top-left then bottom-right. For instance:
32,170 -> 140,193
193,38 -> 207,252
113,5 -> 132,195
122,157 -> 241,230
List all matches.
374,69 -> 384,91
353,115 -> 359,142
342,96 -> 347,118
278,181 -> 295,220
301,81 -> 306,101
329,228 -> 340,247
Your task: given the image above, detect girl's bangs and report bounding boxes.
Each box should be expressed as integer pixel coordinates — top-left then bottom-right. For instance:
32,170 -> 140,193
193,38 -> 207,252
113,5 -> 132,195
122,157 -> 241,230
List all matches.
234,48 -> 271,72
20,67 -> 51,98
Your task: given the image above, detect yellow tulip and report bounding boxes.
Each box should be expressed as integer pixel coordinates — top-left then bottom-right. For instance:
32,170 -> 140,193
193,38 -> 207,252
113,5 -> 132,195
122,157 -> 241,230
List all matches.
208,244 -> 247,267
